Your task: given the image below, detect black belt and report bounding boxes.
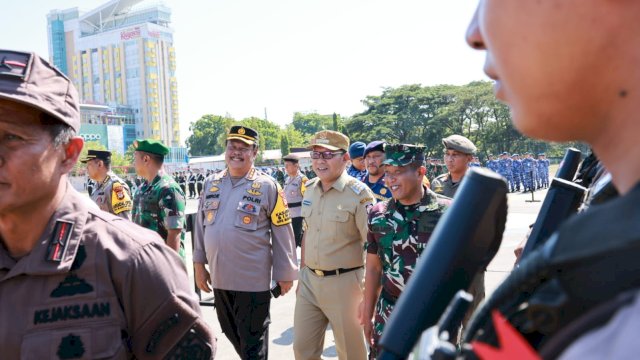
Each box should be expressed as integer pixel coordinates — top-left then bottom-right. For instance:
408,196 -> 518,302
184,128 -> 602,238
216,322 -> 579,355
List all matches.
307,266 -> 363,277
289,202 -> 302,208
380,289 -> 398,305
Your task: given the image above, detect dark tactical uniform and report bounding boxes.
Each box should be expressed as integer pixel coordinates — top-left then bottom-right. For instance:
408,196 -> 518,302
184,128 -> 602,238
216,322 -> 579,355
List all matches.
0,49 -> 215,359
366,189 -> 449,356
431,173 -> 459,198
89,171 -> 133,220
132,173 -> 187,259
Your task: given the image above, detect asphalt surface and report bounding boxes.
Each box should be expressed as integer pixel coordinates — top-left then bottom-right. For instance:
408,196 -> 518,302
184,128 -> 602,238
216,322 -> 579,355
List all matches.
179,186 -> 549,359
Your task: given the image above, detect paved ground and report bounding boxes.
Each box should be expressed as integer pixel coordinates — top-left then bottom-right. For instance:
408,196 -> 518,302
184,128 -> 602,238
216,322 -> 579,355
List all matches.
179,185 -> 549,359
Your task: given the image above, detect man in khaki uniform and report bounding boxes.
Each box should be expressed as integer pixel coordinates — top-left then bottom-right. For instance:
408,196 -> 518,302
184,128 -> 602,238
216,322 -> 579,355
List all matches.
0,49 -> 215,359
283,152 -> 308,247
194,125 -> 298,359
431,134 -> 477,198
80,149 -> 133,220
294,130 -> 375,360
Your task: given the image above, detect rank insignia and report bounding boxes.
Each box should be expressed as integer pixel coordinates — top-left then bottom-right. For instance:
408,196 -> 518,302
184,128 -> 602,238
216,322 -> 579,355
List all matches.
0,51 -> 32,79
242,216 -> 252,224
247,189 -> 262,196
46,220 -> 74,262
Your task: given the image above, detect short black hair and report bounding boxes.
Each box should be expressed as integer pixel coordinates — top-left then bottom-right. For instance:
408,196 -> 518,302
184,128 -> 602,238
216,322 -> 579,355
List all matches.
39,112 -> 75,147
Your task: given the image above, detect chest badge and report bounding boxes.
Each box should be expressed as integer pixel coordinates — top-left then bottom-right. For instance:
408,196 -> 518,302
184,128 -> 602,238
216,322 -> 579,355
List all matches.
247,189 -> 262,196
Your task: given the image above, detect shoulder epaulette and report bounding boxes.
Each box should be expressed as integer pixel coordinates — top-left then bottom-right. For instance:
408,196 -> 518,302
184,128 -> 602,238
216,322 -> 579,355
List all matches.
305,178 -> 319,187
347,178 -> 366,195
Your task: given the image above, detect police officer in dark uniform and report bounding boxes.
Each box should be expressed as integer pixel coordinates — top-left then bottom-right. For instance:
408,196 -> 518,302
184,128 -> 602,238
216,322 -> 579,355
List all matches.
0,49 -> 215,359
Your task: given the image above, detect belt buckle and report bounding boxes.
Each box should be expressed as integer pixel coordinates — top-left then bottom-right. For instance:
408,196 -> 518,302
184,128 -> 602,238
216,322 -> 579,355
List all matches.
314,269 -> 325,277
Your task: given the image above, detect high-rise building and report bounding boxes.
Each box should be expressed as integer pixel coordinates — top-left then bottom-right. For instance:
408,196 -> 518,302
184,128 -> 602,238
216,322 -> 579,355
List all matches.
47,0 -> 180,147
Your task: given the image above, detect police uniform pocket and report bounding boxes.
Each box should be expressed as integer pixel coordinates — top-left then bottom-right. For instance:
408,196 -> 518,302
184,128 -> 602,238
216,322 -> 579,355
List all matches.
234,201 -> 259,231
202,200 -> 220,226
21,324 -> 125,360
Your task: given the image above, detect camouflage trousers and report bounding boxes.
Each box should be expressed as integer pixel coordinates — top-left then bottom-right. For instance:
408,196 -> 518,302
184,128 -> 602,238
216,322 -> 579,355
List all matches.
369,295 -> 395,359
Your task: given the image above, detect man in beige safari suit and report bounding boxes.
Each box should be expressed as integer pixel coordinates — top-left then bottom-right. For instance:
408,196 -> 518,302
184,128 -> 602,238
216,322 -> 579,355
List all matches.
294,130 -> 375,360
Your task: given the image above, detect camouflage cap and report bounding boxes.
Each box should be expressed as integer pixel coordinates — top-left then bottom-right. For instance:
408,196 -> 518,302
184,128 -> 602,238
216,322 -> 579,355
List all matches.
0,49 -> 80,131
134,139 -> 169,156
382,144 -> 426,166
442,135 -> 477,154
227,125 -> 259,145
307,130 -> 349,152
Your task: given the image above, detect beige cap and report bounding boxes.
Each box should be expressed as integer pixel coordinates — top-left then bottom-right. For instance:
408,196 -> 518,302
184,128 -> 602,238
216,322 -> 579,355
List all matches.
0,49 -> 80,131
442,134 -> 477,154
307,130 -> 350,152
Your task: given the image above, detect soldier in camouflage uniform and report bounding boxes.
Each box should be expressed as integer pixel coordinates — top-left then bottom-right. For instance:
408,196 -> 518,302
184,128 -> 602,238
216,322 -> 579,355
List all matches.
81,149 -> 133,220
511,153 -> 523,192
132,139 -> 187,260
363,144 -> 450,359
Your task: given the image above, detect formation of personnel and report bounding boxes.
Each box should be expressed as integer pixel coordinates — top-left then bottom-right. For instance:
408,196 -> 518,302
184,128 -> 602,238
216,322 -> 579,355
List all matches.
486,151 -> 551,192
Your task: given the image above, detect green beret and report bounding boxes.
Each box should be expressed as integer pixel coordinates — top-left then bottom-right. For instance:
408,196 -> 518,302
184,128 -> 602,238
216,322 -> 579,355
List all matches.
133,139 -> 169,156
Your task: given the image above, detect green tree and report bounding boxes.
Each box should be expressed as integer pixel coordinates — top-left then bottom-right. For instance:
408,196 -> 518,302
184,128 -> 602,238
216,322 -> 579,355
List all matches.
239,117 -> 282,150
280,135 -> 290,155
186,114 -> 233,156
291,112 -> 344,137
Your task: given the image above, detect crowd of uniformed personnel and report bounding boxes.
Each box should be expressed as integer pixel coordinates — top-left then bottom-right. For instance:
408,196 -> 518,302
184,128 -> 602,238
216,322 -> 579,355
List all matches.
5,0 -> 635,355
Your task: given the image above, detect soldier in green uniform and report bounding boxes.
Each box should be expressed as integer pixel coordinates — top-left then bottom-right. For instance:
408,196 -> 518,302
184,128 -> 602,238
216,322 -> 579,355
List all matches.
362,144 -> 450,359
431,134 -> 477,197
132,139 -> 187,259
81,149 -> 133,220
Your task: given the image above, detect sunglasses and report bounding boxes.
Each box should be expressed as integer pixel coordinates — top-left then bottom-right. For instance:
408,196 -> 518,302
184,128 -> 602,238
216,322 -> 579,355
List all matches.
310,151 -> 344,159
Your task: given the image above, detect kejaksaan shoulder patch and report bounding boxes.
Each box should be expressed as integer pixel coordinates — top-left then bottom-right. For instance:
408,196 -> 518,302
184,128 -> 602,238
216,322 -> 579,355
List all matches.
271,185 -> 292,226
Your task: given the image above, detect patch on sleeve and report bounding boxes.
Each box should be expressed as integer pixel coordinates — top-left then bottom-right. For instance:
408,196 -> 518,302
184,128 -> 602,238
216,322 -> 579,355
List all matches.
271,189 -> 292,226
112,182 -> 133,214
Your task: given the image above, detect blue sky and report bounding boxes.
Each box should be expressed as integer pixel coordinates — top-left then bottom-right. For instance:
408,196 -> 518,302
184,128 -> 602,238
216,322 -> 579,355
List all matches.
2,0 -> 486,143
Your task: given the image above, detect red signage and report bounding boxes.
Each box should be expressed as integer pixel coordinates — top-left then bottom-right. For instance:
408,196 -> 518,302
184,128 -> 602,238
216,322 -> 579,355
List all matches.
120,27 -> 141,41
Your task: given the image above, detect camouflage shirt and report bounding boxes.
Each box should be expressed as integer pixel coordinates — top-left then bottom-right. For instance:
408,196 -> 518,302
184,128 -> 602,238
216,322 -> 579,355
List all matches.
132,173 -> 187,259
366,187 -> 450,299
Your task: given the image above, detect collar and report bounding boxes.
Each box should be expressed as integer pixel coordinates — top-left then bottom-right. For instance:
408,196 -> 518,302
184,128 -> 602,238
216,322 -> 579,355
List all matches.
0,186 -> 89,280
327,171 -> 350,192
221,167 -> 258,181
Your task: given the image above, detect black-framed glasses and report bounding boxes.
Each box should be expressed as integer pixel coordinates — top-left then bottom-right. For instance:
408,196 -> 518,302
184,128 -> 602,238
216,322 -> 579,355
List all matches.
311,151 -> 344,160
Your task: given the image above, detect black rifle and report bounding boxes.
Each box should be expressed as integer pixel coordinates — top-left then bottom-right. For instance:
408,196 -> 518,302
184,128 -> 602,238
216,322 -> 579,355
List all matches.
377,168 -> 508,360
554,148 -> 582,181
519,148 -> 586,261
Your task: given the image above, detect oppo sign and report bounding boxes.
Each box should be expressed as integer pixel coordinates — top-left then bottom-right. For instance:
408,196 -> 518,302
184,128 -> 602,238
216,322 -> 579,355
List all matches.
81,134 -> 102,141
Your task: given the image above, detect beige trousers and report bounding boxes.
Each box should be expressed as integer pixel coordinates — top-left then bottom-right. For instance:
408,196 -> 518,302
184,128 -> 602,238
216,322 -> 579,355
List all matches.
294,266 -> 367,360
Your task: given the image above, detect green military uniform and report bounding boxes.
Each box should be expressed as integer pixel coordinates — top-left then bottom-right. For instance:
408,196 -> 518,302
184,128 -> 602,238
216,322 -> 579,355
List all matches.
365,144 -> 450,358
133,174 -> 187,259
132,140 -> 187,260
431,173 -> 459,198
